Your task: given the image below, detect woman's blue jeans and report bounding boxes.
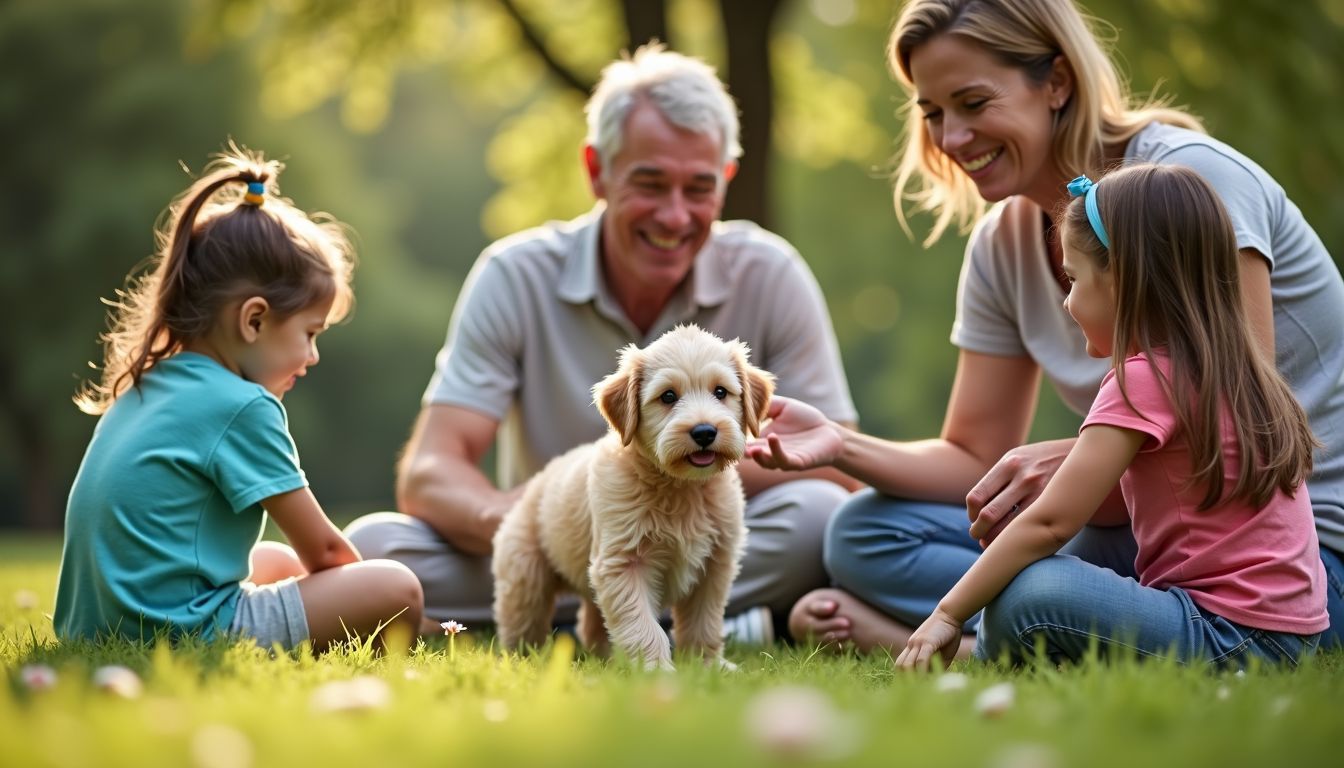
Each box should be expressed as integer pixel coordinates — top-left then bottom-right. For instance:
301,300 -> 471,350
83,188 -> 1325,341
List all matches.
823,490 -> 1337,666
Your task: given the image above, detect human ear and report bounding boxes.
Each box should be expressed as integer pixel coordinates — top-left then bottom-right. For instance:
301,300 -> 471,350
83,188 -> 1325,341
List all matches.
237,297 -> 270,343
723,160 -> 738,184
584,145 -> 606,199
1047,55 -> 1075,111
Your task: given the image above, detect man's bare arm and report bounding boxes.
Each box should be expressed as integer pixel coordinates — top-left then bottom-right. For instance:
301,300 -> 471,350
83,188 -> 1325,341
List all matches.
395,404 -> 521,556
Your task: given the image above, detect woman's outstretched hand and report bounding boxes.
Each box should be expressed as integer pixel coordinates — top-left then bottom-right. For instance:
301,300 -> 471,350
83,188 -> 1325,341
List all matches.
894,607 -> 963,671
745,395 -> 844,471
965,438 -> 1074,546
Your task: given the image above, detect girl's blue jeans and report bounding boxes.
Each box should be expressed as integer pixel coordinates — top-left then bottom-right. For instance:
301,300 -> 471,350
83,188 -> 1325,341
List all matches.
823,490 -> 1336,666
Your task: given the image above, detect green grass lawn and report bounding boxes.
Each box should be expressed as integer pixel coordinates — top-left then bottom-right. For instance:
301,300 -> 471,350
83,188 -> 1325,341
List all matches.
3,533 -> 1341,768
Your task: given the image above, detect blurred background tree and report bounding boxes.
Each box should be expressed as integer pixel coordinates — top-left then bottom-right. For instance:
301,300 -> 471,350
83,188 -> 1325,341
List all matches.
3,0 -> 1341,529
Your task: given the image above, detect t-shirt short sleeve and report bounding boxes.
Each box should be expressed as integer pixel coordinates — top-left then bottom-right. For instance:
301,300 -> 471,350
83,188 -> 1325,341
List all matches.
209,396 -> 307,512
1150,144 -> 1275,265
1081,359 -> 1176,451
423,255 -> 523,420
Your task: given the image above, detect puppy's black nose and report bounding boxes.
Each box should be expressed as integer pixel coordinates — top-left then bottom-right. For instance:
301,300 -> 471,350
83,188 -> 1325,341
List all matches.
690,424 -> 717,448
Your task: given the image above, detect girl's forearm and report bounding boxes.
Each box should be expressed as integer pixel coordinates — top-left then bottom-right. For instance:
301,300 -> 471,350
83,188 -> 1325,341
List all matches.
937,517 -> 1071,623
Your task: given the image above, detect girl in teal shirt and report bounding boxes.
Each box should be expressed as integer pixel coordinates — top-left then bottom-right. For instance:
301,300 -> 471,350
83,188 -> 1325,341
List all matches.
55,145 -> 424,651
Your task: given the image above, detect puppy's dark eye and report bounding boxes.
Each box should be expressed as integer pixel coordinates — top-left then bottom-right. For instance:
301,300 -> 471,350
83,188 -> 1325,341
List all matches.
713,386 -> 728,400
660,389 -> 678,405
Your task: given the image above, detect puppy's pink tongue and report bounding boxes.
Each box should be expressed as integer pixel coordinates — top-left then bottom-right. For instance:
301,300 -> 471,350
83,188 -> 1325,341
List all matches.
688,451 -> 717,467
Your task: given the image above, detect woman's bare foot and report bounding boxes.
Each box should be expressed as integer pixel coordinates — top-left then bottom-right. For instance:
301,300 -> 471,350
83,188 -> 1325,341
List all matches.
788,588 -> 975,660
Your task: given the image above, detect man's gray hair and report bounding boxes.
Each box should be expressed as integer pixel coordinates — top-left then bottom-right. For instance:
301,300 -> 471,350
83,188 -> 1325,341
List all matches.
585,43 -> 742,172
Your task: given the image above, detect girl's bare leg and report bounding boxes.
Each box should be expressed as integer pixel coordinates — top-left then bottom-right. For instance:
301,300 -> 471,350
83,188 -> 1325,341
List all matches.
296,560 -> 425,652
249,541 -> 308,584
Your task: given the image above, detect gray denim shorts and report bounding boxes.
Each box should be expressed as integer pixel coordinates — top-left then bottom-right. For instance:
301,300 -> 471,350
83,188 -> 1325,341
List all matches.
228,578 -> 309,650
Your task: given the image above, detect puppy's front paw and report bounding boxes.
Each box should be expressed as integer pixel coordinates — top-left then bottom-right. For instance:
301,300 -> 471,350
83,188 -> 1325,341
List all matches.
715,657 -> 738,672
644,657 -> 676,673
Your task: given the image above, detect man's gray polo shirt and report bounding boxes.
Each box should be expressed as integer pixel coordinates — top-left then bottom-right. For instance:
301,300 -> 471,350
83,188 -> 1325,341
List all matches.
425,206 -> 857,489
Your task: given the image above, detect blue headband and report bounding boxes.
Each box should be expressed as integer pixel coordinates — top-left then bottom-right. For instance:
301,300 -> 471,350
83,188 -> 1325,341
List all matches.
1066,175 -> 1109,249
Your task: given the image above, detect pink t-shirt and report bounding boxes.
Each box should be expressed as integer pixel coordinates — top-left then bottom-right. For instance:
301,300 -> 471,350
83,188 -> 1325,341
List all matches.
1082,353 -> 1328,634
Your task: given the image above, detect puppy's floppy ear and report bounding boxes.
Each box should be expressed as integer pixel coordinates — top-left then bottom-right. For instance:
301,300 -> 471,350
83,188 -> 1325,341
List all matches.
730,340 -> 775,437
593,344 -> 643,446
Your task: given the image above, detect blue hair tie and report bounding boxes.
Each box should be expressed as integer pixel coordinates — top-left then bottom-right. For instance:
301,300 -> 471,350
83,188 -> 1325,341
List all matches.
243,181 -> 265,206
1066,175 -> 1109,249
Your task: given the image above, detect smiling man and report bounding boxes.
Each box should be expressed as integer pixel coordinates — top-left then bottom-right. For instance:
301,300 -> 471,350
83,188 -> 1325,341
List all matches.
344,44 -> 860,641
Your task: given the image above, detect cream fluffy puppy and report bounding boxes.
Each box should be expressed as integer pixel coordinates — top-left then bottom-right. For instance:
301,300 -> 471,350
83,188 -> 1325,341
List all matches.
492,325 -> 774,670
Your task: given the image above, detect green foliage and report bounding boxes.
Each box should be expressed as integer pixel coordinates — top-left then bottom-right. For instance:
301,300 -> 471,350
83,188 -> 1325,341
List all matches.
4,536 -> 1344,766
4,0 -> 1342,524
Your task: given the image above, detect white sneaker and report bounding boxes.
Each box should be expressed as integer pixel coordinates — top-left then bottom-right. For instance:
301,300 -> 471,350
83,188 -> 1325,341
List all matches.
722,606 -> 775,646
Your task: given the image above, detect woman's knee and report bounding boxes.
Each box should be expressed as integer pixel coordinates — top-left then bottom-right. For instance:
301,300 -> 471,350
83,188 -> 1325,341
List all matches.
822,492 -> 950,584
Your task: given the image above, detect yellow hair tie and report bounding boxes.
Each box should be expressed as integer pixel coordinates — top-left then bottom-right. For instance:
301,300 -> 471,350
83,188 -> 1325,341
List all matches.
243,181 -> 265,206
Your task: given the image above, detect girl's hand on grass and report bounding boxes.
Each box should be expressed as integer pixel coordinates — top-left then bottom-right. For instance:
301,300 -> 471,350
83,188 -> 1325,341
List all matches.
894,608 -> 962,671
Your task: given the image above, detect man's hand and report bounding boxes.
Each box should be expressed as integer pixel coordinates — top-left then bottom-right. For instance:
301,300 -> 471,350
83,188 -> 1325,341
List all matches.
398,405 -> 515,554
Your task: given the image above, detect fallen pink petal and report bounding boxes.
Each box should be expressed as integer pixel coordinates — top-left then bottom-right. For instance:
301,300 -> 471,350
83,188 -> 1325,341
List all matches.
20,664 -> 58,691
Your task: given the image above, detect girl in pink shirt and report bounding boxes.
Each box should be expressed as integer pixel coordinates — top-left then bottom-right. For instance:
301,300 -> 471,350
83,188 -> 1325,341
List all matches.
896,164 -> 1327,669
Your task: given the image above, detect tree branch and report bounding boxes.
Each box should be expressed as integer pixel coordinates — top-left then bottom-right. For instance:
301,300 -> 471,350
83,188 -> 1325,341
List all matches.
493,0 -> 594,95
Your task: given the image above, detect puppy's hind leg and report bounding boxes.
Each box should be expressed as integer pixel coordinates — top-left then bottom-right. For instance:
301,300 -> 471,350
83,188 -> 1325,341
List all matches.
492,508 -> 560,651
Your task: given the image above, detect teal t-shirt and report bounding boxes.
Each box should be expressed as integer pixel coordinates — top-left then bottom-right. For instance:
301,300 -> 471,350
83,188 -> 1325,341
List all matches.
54,353 -> 307,642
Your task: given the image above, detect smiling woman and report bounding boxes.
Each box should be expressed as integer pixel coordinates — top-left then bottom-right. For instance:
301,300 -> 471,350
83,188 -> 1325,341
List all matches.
745,0 -> 1344,661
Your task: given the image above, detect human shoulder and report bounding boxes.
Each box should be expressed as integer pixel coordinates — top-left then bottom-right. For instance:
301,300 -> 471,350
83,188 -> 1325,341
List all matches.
145,354 -> 277,419
476,210 -> 598,277
966,198 -> 1040,256
707,219 -> 804,264
1107,353 -> 1176,417
1128,123 -> 1275,192
959,198 -> 1044,291
1085,353 -> 1175,445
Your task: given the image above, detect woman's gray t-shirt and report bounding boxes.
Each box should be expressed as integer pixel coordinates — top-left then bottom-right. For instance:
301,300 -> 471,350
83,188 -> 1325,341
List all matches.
951,121 -> 1344,552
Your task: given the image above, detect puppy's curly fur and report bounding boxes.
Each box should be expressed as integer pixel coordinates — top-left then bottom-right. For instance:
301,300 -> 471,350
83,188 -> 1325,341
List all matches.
492,325 -> 774,669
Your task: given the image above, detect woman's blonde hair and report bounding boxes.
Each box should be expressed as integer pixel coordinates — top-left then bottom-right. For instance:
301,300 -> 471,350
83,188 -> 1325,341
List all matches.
76,144 -> 355,414
889,0 -> 1203,245
1062,163 -> 1315,510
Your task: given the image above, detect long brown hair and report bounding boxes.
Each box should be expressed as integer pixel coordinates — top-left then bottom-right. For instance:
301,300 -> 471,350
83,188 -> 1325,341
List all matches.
889,0 -> 1203,245
1062,163 -> 1315,509
76,144 -> 355,414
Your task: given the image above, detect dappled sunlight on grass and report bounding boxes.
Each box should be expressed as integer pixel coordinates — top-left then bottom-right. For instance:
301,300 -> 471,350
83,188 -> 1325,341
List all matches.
3,534 -> 1342,766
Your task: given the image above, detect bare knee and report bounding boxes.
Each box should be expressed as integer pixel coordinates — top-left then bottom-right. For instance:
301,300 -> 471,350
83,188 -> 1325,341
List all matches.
250,541 -> 305,584
365,559 -> 425,624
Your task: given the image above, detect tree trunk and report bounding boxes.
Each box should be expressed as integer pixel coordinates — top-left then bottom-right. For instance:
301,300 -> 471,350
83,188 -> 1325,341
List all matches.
620,0 -> 668,51
504,0 -> 784,227
718,0 -> 786,228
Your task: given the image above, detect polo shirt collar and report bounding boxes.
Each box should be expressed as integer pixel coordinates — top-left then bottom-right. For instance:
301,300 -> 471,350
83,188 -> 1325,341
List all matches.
557,204 -> 733,311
